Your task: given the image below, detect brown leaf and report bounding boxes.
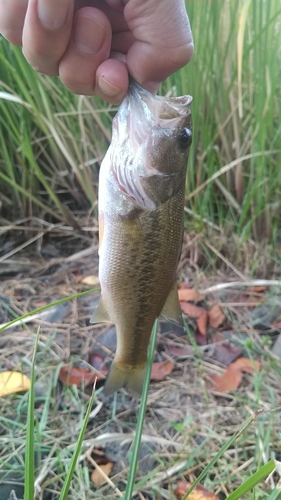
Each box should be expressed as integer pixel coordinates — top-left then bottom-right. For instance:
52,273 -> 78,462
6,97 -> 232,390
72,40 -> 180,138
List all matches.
249,286 -> 268,292
178,288 -> 202,302
174,481 -> 219,499
87,446 -> 112,466
59,364 -> 107,387
213,343 -> 243,366
151,360 -> 174,381
168,345 -> 194,357
208,304 -> 224,328
209,357 -> 260,393
91,462 -> 114,487
88,352 -> 106,370
180,302 -> 206,318
80,275 -> 100,286
197,310 -> 208,336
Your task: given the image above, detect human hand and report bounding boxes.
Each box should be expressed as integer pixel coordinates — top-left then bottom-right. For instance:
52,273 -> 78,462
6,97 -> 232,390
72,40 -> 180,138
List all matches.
0,0 -> 193,104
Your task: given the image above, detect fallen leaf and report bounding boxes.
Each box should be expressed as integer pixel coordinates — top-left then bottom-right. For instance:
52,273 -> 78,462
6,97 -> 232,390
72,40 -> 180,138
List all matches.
174,481 -> 219,499
0,371 -> 30,397
195,332 -> 208,345
209,357 -> 260,393
180,302 -> 206,318
86,446 -> 112,466
80,275 -> 100,286
213,343 -> 243,366
272,321 -> 281,328
197,310 -> 208,336
249,286 -> 268,292
167,345 -> 194,357
178,288 -> 202,302
91,462 -> 114,487
88,352 -> 106,370
59,364 -> 107,387
151,360 -> 174,381
208,304 -> 224,328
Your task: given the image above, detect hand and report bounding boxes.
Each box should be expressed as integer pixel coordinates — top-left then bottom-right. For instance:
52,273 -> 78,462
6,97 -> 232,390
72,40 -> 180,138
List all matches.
0,0 -> 194,104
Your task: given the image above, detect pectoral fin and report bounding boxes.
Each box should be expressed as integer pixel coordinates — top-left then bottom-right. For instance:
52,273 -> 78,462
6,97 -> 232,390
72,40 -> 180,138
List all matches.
160,283 -> 183,325
90,298 -> 111,323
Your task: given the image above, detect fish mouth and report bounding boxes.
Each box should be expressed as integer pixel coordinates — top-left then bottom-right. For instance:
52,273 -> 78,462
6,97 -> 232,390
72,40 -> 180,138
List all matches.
116,79 -> 192,148
110,80 -> 192,211
128,78 -> 192,120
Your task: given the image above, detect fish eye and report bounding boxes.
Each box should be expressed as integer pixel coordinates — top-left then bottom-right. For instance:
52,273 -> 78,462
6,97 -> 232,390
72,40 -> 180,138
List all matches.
177,128 -> 192,150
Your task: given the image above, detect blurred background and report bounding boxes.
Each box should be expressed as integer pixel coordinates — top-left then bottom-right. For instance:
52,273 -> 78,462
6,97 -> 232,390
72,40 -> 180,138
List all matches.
0,0 -> 280,273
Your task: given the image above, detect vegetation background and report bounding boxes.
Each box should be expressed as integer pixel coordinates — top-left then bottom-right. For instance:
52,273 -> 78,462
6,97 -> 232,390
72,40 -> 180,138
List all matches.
0,0 -> 280,267
0,1 -> 281,499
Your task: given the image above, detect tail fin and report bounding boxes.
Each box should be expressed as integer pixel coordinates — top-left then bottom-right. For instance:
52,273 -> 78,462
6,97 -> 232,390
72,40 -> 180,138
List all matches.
103,361 -> 146,398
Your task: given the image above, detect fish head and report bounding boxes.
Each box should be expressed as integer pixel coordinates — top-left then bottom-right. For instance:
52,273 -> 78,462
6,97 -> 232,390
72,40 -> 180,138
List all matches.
111,81 -> 192,210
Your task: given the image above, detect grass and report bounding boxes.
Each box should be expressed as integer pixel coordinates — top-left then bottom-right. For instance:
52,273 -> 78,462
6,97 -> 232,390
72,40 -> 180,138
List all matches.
1,263 -> 281,499
0,0 -> 281,247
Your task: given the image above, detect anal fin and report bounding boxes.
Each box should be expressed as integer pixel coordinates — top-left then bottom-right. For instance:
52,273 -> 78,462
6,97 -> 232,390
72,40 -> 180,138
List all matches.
90,298 -> 111,324
160,282 -> 183,325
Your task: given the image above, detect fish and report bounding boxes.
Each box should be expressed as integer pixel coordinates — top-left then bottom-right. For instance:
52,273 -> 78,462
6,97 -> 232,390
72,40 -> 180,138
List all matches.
91,80 -> 192,397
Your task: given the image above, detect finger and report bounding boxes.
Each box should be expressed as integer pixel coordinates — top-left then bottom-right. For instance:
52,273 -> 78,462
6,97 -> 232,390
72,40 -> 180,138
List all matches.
96,58 -> 128,104
59,7 -> 115,96
22,0 -> 74,75
124,0 -> 194,92
0,0 -> 28,45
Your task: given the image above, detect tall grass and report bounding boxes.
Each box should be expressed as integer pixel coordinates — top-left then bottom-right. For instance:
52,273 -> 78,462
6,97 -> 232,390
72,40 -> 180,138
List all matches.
0,0 -> 280,242
165,0 -> 281,242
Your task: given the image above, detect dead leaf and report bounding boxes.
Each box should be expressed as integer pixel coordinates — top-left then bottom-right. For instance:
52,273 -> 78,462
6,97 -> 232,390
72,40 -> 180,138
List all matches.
80,275 -> 100,286
209,357 -> 260,393
174,481 -> 219,499
197,310 -> 208,336
180,302 -> 206,318
86,446 -> 112,466
91,462 -> 114,487
208,304 -> 224,328
59,364 -> 107,387
88,352 -> 106,370
0,371 -> 30,397
168,345 -> 194,357
178,288 -> 202,302
213,343 -> 243,366
151,360 -> 174,381
272,321 -> 281,328
195,332 -> 208,345
249,286 -> 268,292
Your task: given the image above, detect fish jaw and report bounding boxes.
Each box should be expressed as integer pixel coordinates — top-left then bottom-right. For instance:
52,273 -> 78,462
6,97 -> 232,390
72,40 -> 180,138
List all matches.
109,81 -> 192,210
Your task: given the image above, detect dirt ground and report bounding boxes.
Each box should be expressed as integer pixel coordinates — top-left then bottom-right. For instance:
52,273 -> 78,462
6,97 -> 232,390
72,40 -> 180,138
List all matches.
1,232 -> 281,499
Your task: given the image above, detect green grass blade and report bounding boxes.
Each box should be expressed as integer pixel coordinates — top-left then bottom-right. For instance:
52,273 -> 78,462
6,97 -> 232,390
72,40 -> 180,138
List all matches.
24,328 -> 40,500
59,388 -> 96,500
123,320 -> 158,500
225,459 -> 276,500
0,288 -> 99,332
182,410 -> 263,500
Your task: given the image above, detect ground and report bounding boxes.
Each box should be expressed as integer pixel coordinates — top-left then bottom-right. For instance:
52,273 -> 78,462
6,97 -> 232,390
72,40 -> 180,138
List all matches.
0,233 -> 281,500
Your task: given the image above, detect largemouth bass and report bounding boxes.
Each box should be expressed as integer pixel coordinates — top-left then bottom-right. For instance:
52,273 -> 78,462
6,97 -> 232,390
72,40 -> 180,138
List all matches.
92,81 -> 192,396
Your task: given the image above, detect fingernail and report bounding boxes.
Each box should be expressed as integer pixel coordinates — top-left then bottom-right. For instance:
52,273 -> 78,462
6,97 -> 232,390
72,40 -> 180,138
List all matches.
73,16 -> 106,55
98,76 -> 122,97
38,0 -> 69,30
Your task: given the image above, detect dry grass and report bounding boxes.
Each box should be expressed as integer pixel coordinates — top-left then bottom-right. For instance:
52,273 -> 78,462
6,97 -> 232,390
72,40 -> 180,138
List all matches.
1,229 -> 281,499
